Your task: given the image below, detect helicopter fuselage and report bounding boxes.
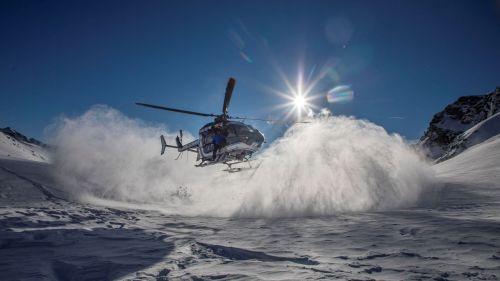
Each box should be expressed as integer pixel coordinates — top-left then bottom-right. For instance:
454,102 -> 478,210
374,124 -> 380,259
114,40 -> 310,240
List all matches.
197,121 -> 264,164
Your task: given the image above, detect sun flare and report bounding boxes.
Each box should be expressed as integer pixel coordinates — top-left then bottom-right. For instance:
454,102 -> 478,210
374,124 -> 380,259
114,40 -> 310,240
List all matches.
263,65 -> 324,121
293,94 -> 306,110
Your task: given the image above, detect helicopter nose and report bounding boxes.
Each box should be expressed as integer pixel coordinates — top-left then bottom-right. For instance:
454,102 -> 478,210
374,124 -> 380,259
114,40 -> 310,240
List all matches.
257,132 -> 265,145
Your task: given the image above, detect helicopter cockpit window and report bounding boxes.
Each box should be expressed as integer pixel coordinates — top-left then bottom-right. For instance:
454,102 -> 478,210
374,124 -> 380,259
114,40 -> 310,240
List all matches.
224,123 -> 261,145
201,123 -> 262,152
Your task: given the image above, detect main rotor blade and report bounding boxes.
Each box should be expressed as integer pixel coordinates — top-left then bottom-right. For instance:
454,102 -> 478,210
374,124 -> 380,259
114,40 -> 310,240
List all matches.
229,116 -> 277,122
136,102 -> 218,117
222,78 -> 236,115
229,116 -> 311,124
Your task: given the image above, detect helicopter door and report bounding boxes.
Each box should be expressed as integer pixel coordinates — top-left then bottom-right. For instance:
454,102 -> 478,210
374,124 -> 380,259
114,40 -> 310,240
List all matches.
201,131 -> 215,156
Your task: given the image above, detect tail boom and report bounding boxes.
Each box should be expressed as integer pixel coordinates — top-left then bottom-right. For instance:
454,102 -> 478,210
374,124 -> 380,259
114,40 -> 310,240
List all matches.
159,134 -> 198,155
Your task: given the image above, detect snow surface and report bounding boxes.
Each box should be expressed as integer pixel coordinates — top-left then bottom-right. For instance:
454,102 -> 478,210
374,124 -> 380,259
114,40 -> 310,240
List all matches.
438,112 -> 500,162
1,111 -> 499,280
435,134 -> 500,188
0,130 -> 50,163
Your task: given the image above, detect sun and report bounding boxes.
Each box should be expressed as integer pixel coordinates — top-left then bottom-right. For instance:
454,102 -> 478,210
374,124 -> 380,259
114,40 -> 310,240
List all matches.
294,94 -> 306,109
264,65 -> 322,121
292,93 -> 308,118
271,76 -> 317,120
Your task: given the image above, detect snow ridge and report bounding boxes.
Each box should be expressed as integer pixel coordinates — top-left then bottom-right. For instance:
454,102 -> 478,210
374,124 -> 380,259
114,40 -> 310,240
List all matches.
437,112 -> 500,162
0,127 -> 51,162
419,87 -> 500,161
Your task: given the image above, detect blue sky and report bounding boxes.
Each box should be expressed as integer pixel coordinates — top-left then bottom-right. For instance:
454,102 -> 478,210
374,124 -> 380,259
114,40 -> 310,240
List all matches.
1,0 -> 499,141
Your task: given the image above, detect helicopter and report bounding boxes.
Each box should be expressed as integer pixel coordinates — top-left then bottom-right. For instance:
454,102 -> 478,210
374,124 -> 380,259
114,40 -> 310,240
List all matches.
136,78 -> 275,172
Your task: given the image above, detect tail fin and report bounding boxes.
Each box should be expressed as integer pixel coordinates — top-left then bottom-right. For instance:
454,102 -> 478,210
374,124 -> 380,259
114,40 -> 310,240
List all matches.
160,135 -> 167,155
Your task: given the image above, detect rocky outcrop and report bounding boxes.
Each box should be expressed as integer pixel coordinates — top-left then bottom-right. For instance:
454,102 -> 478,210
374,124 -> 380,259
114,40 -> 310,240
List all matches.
419,87 -> 499,161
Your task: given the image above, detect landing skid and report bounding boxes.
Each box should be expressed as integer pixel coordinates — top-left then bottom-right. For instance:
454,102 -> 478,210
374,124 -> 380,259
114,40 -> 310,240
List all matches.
223,167 -> 244,173
195,158 -> 255,173
222,159 -> 255,173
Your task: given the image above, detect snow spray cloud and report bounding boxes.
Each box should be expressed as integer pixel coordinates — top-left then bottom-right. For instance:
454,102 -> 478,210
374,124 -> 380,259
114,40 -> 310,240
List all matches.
49,105 -> 207,205
50,106 -> 434,217
236,117 -> 434,217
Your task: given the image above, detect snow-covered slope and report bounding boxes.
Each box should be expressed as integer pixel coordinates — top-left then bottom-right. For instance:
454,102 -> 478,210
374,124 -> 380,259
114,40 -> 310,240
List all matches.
437,112 -> 500,162
434,134 -> 500,188
419,87 -> 499,160
0,127 -> 50,162
1,113 -> 499,280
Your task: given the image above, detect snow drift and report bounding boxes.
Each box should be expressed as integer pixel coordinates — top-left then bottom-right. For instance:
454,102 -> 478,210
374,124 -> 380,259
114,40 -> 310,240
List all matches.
434,134 -> 500,188
49,106 -> 434,217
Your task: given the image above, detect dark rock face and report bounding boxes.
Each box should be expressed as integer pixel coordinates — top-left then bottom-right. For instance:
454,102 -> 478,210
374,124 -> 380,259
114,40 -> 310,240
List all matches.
0,127 -> 47,147
419,87 -> 499,160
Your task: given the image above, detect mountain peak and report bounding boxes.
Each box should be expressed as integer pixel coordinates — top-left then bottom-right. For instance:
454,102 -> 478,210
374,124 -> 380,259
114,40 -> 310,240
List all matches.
419,88 -> 500,160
